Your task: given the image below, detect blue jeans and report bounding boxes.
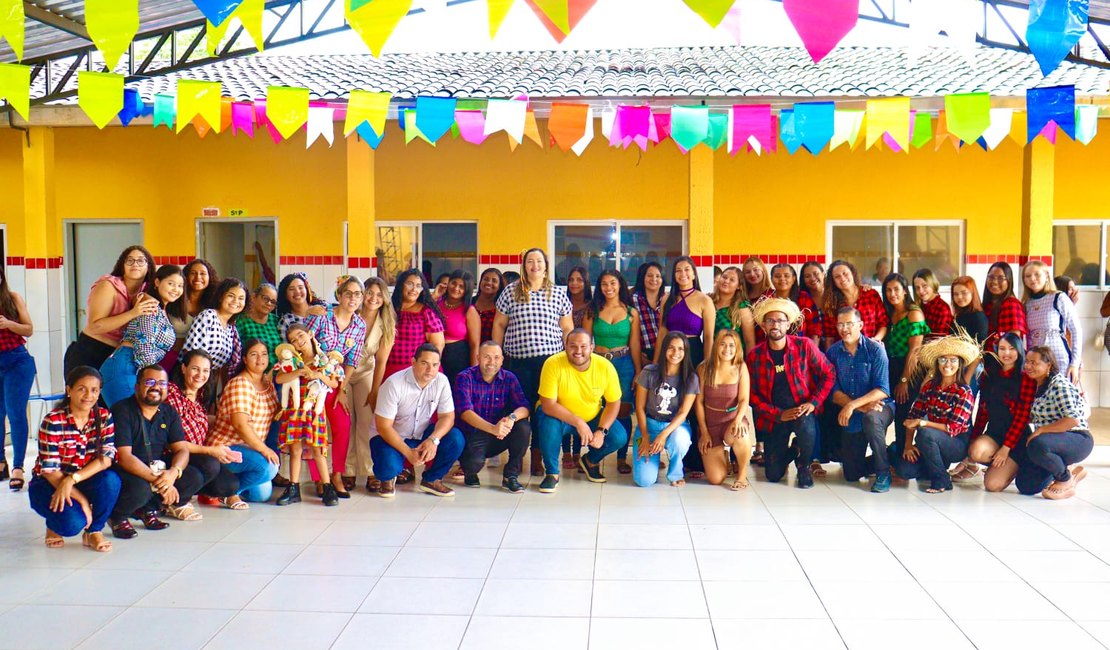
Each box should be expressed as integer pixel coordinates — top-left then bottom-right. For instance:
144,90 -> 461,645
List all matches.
632,418 -> 692,486
227,446 -> 278,501
889,427 -> 968,491
535,407 -> 629,476
99,346 -> 138,408
1015,430 -> 1094,495
370,425 -> 465,483
29,470 -> 121,536
0,346 -> 36,469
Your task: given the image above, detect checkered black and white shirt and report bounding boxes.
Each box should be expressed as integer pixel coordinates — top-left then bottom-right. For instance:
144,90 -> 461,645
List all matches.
495,282 -> 573,359
1030,372 -> 1089,431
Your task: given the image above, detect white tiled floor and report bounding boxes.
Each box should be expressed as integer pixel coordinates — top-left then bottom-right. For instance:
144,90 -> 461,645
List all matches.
2,448 -> 1110,649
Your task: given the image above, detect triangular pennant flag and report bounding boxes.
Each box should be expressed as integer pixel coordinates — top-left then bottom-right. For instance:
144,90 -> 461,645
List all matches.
266,86 -> 309,140
616,105 -> 651,150
78,71 -> 124,129
117,88 -> 147,126
571,107 -> 594,156
671,106 -> 709,151
911,112 -> 934,149
944,92 -> 992,143
783,0 -> 860,64
85,0 -> 139,71
488,0 -> 515,37
415,96 -> 457,143
523,109 -> 544,147
153,94 -> 175,129
1075,104 -> 1099,144
830,109 -> 864,150
355,122 -> 386,148
455,110 -> 488,144
526,0 -> 597,42
253,101 -> 284,144
681,0 -> 736,28
934,111 -> 960,151
1027,85 -> 1076,142
549,102 -> 589,152
1027,0 -> 1089,77
193,0 -> 246,27
0,0 -> 24,61
1010,111 -> 1028,145
346,0 -> 413,57
344,90 -> 391,136
865,97 -> 911,150
599,107 -> 615,139
794,101 -> 835,154
525,0 -> 571,36
780,110 -> 803,154
219,96 -> 233,131
206,0 -> 265,56
652,112 -> 671,144
176,80 -> 222,134
403,109 -> 433,145
980,108 -> 1013,150
730,105 -> 773,154
483,98 -> 527,142
192,116 -> 212,138
306,106 -> 335,148
704,113 -> 728,150
0,63 -> 30,120
231,101 -> 255,137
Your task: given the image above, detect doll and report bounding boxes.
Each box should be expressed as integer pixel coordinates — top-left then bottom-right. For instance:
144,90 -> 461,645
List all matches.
274,343 -> 304,410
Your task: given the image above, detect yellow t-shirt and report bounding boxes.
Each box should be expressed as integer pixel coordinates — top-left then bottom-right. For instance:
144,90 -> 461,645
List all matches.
537,352 -> 622,422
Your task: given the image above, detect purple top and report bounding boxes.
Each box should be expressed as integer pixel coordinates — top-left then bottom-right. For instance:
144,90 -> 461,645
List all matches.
664,297 -> 703,337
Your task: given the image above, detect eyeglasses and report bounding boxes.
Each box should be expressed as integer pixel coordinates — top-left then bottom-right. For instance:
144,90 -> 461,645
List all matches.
257,296 -> 277,305
341,291 -> 364,300
402,281 -> 422,290
937,357 -> 961,366
985,275 -> 1007,283
835,321 -> 861,330
124,257 -> 148,267
763,318 -> 789,326
142,379 -> 168,387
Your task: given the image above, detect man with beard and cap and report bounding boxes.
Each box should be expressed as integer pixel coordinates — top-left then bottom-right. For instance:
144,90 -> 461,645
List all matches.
747,298 -> 836,489
107,365 -> 199,539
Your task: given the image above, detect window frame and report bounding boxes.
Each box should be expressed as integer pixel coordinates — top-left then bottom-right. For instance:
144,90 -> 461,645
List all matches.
546,219 -> 688,281
1052,219 -> 1109,290
374,220 -> 480,286
825,219 -> 965,283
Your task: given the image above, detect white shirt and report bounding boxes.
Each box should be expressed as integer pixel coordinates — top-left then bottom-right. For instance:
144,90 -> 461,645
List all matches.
370,368 -> 455,441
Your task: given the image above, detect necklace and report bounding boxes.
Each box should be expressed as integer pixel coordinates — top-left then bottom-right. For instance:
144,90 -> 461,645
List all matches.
679,287 -> 696,298
443,299 -> 462,309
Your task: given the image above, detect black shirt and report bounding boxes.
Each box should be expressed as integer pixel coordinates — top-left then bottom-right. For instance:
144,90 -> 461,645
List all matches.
111,397 -> 187,465
955,311 -> 989,343
769,347 -> 794,410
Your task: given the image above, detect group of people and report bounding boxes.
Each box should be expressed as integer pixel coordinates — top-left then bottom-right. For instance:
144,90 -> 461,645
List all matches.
0,245 -> 1097,554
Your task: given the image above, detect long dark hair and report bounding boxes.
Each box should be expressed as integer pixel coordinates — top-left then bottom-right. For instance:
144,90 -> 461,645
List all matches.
770,263 -> 801,302
983,331 -> 1025,378
209,278 -> 250,325
171,349 -> 214,407
589,269 -> 632,318
822,259 -> 864,315
983,262 -> 1016,330
110,245 -> 156,287
880,273 -> 913,322
232,338 -> 269,378
276,272 -> 323,315
475,268 -> 505,302
182,259 -> 220,316
651,331 -> 697,397
632,261 -> 665,308
393,268 -> 446,327
567,266 -> 592,302
147,264 -> 186,320
662,256 -> 701,321
0,263 -> 16,320
444,269 -> 474,310
58,366 -> 105,455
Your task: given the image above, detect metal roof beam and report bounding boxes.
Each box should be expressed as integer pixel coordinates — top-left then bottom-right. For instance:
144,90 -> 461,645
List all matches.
22,2 -> 90,40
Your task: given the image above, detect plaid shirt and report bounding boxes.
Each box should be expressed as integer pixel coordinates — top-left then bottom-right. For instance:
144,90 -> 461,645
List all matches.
472,305 -> 497,344
822,288 -> 889,340
0,327 -> 25,352
799,290 -> 822,339
885,309 -> 931,359
33,406 -> 116,476
165,382 -> 209,446
496,282 -> 573,358
308,310 -> 367,368
387,306 -> 444,369
632,291 -> 663,356
122,308 -> 177,368
1030,372 -> 1089,431
453,365 -> 530,437
208,375 -> 280,447
920,296 -> 953,340
236,312 -> 283,369
907,381 -> 974,436
985,296 -> 1028,343
746,335 -> 836,432
972,368 -> 1035,449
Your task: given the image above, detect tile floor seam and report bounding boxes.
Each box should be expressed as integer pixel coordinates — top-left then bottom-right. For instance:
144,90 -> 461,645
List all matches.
676,478 -> 721,650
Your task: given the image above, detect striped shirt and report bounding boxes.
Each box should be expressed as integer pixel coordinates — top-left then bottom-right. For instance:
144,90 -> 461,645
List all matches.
33,406 -> 116,476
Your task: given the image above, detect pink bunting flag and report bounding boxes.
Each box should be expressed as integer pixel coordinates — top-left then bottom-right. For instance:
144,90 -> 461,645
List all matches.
783,0 -> 859,63
231,101 -> 255,137
1039,122 -> 1058,145
882,133 -> 903,153
253,101 -> 284,144
652,112 -> 671,144
455,110 -> 488,145
617,105 -> 651,150
730,104 -> 775,154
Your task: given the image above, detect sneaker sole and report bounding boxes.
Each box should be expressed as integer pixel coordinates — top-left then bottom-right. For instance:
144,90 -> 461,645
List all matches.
538,479 -> 559,494
378,491 -> 395,499
577,457 -> 607,483
502,484 -> 525,494
418,484 -> 455,497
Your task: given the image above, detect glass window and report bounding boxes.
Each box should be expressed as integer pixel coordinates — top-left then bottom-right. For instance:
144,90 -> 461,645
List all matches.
898,224 -> 962,285
422,223 -> 478,283
620,226 -> 684,282
831,224 -> 893,284
375,225 -> 418,286
553,225 -> 616,285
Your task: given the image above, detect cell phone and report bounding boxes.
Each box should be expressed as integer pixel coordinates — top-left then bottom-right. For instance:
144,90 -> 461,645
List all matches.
227,449 -> 243,463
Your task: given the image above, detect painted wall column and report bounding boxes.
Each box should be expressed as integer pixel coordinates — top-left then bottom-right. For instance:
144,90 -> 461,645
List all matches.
1021,138 -> 1055,263
688,145 -> 715,283
346,139 -> 376,276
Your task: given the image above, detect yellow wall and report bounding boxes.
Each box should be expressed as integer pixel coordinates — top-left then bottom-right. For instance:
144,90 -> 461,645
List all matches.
1054,134 -> 1110,220
0,129 -> 24,254
712,141 -> 1026,256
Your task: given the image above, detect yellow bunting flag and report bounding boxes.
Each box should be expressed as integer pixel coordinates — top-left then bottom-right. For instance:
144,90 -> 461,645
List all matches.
346,0 -> 413,57
206,0 -> 265,56
267,86 -> 310,140
344,90 -> 391,136
78,71 -> 124,129
1009,111 -> 1028,146
0,63 -> 30,120
403,109 -> 433,145
488,0 -> 515,37
176,80 -> 223,134
865,97 -> 910,151
530,0 -> 570,34
85,0 -> 139,71
522,110 -> 544,147
0,0 -> 24,61
681,0 -> 735,28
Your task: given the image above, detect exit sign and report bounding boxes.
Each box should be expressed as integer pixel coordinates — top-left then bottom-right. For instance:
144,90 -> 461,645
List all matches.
202,207 -> 220,217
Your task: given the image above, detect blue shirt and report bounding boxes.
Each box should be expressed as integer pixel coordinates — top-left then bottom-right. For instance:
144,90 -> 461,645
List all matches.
825,335 -> 893,431
453,365 -> 530,437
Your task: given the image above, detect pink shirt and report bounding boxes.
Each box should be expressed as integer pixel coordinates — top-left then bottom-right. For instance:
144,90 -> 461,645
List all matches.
437,299 -> 469,341
89,274 -> 141,344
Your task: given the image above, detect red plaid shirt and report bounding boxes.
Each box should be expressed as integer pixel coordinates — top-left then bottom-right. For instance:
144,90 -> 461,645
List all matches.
165,382 -> 209,446
0,328 -> 25,352
822,288 -> 889,340
746,335 -> 836,432
972,370 -> 1035,449
920,296 -> 953,339
907,381 -> 974,437
799,290 -> 822,339
33,406 -> 116,476
985,296 -> 1027,346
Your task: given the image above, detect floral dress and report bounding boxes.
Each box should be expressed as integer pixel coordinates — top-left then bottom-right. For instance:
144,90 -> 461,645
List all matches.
278,354 -> 331,451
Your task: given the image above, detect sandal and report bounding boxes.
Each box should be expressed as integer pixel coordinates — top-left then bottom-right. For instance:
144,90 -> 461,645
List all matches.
1072,465 -> 1088,484
561,455 -> 576,470
809,462 -> 827,478
9,468 -> 25,492
45,529 -> 64,548
730,478 -> 749,491
82,530 -> 112,552
617,461 -> 632,475
342,475 -> 356,491
163,503 -> 203,521
687,471 -> 705,480
396,468 -> 415,485
220,495 -> 250,510
670,479 -> 686,487
365,477 -> 381,493
750,450 -> 765,467
1042,480 -> 1076,500
949,460 -> 980,481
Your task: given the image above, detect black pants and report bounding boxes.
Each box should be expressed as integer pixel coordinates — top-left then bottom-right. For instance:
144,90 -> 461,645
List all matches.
460,420 -> 531,479
839,404 -> 894,481
63,333 -> 116,378
190,454 -> 239,498
761,413 -> 817,483
889,356 -> 919,443
889,428 -> 968,491
505,354 -> 550,450
111,463 -> 206,518
681,336 -> 705,473
815,403 -> 840,463
441,340 -> 471,387
1015,430 -> 1094,495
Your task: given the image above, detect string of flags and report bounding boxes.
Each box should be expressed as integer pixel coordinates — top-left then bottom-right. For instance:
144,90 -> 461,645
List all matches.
0,0 -> 1094,78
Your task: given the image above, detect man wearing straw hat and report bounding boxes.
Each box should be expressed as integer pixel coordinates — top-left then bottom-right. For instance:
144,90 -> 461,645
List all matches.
747,298 -> 836,489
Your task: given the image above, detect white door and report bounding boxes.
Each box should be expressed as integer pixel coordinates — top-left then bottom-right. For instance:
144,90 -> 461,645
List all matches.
67,222 -> 143,341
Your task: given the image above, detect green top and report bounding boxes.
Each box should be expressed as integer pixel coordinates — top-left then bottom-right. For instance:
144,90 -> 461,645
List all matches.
714,300 -> 752,348
593,307 -> 632,349
235,311 -> 282,369
885,306 -> 930,359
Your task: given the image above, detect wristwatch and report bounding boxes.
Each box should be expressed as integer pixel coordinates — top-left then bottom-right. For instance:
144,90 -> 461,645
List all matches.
900,377 -> 908,384
431,437 -> 441,446
508,413 -> 518,422
71,472 -> 82,484
599,426 -> 609,434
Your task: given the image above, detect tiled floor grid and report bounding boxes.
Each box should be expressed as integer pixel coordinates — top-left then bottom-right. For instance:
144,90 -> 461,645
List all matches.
2,448 -> 1110,649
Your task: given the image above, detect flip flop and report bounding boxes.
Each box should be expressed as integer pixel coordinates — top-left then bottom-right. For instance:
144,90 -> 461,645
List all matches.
81,531 -> 112,552
730,479 -> 749,491
45,530 -> 64,548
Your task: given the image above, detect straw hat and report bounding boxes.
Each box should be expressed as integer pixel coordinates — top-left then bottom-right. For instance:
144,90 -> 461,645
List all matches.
752,297 -> 803,330
275,343 -> 298,361
915,330 -> 981,380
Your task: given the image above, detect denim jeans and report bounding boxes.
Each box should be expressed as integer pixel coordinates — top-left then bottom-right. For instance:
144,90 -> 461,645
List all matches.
1015,430 -> 1094,495
761,413 -> 817,483
839,403 -> 894,482
29,470 -> 121,536
370,424 -> 465,483
889,427 -> 968,490
99,346 -> 139,409
227,445 -> 278,500
460,420 -> 531,479
632,418 -> 692,487
0,346 -> 36,469
535,407 -> 629,476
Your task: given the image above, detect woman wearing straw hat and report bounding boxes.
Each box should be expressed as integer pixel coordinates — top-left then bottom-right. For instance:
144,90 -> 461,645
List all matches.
888,334 -> 977,493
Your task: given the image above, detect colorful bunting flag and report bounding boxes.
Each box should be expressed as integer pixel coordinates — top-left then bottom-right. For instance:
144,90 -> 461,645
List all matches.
355,122 -> 386,148
671,106 -> 709,151
1026,0 -> 1089,77
78,71 -> 124,129
911,112 -> 934,149
652,112 -> 671,145
1027,85 -> 1076,142
206,0 -> 265,56
487,0 -> 515,37
0,0 -> 24,61
176,80 -> 222,134
344,90 -> 391,137
415,96 -> 457,143
1076,104 -> 1099,144
979,108 -> 1013,150
253,101 -> 285,144
865,97 -> 910,150
346,0 -> 413,57
780,110 -> 803,154
526,0 -> 570,36
0,63 -> 30,120
794,101 -> 835,153
830,109 -> 864,150
934,111 -> 960,151
571,107 -> 595,156
704,113 -> 728,150
549,102 -> 590,152
403,109 -> 433,145
86,0 -> 139,71
681,0 -> 737,28
153,94 -> 176,129
193,0 -> 246,27
266,86 -> 309,140
456,110 -> 489,144
783,0 -> 860,64
615,105 -> 651,150
524,0 -> 596,42
306,106 -> 335,148
484,98 -> 527,142
730,105 -> 774,154
231,101 -> 255,137
117,88 -> 147,126
522,109 -> 544,147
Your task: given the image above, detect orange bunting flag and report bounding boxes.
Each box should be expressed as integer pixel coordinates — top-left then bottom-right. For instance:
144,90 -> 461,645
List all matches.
522,110 -> 544,148
548,102 -> 590,152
